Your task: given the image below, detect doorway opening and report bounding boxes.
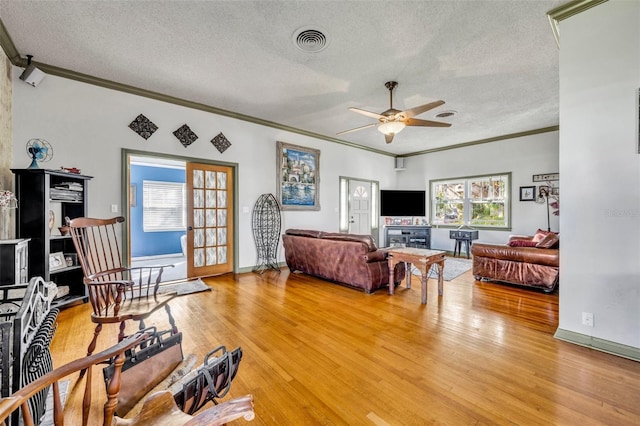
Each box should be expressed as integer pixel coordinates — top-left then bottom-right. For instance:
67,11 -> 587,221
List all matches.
122,149 -> 239,283
129,156 -> 187,282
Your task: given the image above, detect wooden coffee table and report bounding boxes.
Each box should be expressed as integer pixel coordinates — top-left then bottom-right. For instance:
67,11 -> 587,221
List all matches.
386,247 -> 446,304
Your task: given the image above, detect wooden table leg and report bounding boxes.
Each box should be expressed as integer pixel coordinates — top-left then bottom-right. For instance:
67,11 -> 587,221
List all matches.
437,260 -> 444,296
388,257 -> 395,295
421,266 -> 428,304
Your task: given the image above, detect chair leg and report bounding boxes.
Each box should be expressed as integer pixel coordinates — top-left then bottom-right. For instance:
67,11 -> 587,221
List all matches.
87,323 -> 102,356
119,321 -> 127,342
165,304 -> 178,335
80,323 -> 103,378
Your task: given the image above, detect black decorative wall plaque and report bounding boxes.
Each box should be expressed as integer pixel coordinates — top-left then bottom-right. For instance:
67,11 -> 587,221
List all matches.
211,132 -> 231,153
173,124 -> 198,148
128,114 -> 158,140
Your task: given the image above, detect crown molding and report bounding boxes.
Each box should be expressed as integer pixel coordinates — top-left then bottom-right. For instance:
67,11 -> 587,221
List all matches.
0,18 -> 21,63
547,0 -> 609,47
30,61 -> 400,158
402,126 -> 560,158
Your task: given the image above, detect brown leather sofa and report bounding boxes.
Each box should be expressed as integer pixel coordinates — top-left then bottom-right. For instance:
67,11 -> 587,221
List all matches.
282,229 -> 406,293
471,234 -> 559,292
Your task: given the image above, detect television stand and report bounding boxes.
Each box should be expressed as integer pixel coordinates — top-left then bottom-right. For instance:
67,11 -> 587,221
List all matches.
384,226 -> 431,249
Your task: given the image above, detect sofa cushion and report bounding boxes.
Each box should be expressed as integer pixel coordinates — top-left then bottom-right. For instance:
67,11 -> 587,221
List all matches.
508,239 -> 538,247
321,232 -> 378,252
536,233 -> 560,249
471,243 -> 559,267
285,229 -> 324,239
363,250 -> 386,263
509,235 -> 533,242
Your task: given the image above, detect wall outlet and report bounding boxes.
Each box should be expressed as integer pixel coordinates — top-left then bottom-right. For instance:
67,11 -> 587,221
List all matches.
582,312 -> 594,327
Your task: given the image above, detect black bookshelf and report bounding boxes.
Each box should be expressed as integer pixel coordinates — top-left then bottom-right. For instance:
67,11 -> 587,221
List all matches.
12,169 -> 92,308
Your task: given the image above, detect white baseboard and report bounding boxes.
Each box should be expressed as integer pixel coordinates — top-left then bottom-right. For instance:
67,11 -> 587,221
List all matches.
554,328 -> 640,362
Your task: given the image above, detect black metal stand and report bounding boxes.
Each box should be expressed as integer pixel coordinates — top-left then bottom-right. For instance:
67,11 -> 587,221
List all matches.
252,194 -> 282,273
538,187 -> 551,232
545,195 -> 551,232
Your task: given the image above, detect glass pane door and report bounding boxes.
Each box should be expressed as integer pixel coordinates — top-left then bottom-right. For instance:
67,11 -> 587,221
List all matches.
186,163 -> 233,277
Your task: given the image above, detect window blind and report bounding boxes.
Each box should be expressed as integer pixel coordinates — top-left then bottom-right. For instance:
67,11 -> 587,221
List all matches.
143,180 -> 186,232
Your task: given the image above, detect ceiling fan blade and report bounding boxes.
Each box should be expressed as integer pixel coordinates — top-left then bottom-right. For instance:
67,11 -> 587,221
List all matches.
404,117 -> 452,127
401,100 -> 445,118
336,122 -> 377,136
384,133 -> 395,144
348,107 -> 385,120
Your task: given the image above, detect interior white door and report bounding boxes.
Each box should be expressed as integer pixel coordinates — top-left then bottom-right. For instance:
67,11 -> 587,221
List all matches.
348,179 -> 372,235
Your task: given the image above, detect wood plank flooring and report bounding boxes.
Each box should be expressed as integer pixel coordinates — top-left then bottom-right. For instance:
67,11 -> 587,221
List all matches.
49,265 -> 640,425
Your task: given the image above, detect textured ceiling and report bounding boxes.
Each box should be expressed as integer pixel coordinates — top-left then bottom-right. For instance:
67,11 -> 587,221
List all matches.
0,0 -> 564,156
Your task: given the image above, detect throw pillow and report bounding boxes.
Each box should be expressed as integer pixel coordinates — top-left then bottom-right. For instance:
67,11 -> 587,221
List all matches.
508,240 -> 538,247
536,233 -> 560,249
532,230 -> 548,243
531,229 -> 558,243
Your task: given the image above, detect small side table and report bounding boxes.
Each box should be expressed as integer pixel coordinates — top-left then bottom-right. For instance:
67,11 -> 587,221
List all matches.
449,230 -> 478,258
386,247 -> 445,304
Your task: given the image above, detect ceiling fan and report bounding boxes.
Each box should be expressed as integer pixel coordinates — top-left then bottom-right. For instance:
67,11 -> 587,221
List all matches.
337,81 -> 451,144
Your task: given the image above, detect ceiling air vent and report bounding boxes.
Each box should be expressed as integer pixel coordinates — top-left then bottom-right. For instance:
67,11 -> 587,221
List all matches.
293,27 -> 329,53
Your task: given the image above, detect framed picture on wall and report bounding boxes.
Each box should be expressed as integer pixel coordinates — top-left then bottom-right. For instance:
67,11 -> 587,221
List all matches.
276,141 -> 320,211
519,186 -> 536,201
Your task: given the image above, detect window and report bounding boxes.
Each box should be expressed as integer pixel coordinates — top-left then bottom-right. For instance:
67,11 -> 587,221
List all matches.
430,173 -> 510,228
143,180 -> 186,231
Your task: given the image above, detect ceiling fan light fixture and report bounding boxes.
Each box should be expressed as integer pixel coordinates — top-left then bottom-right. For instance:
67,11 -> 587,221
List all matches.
378,121 -> 405,135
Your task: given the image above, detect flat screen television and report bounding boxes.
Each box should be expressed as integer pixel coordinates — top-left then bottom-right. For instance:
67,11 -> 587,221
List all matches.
380,190 -> 426,217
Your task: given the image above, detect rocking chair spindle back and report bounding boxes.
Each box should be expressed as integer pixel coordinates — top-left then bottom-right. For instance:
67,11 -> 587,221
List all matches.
66,216 -> 178,359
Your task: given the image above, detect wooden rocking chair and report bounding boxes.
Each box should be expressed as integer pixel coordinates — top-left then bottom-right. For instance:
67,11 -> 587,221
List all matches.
67,216 -> 178,360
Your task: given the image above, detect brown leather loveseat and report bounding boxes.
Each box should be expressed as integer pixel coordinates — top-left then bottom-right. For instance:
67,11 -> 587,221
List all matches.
471,231 -> 559,293
282,229 -> 406,293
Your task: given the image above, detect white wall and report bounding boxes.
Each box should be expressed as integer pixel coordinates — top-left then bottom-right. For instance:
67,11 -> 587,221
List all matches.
558,0 -> 640,349
11,72 -> 397,270
396,131 -> 559,251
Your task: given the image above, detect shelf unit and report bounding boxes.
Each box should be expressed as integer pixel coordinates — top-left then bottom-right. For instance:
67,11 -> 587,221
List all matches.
0,239 -> 29,285
384,226 -> 431,249
12,169 -> 92,308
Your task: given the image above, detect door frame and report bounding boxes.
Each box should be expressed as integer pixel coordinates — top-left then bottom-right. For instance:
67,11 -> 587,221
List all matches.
121,148 -> 239,272
338,176 -> 379,245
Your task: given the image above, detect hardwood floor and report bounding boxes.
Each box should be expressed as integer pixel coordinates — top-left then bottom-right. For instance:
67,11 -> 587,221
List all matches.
50,266 -> 640,425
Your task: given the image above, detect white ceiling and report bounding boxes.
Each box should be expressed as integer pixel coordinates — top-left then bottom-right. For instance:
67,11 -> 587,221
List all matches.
0,0 -> 565,156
